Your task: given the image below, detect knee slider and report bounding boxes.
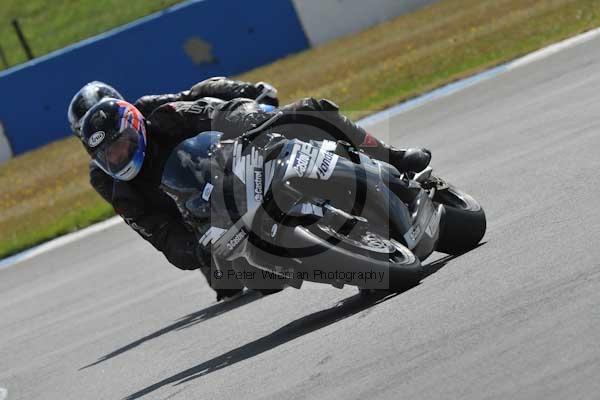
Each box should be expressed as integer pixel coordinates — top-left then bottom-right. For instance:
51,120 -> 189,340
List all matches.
318,99 -> 340,111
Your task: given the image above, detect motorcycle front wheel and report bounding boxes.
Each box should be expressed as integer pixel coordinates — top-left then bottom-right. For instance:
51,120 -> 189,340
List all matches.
308,222 -> 424,291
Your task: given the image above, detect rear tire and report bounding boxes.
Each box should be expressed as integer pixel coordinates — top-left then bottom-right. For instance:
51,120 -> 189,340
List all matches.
433,184 -> 486,255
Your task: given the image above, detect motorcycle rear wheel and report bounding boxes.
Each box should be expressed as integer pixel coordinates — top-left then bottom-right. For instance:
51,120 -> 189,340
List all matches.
433,182 -> 486,255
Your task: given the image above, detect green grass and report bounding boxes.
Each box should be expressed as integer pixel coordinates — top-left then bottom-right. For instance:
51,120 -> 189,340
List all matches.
239,0 -> 600,116
1,0 -> 600,259
0,0 -> 183,70
0,137 -> 115,257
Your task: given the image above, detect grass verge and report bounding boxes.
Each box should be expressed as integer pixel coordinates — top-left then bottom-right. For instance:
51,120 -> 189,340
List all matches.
0,0 -> 183,71
1,0 -> 600,259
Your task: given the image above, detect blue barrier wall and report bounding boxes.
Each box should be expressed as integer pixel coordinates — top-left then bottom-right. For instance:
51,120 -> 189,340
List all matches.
0,0 -> 309,156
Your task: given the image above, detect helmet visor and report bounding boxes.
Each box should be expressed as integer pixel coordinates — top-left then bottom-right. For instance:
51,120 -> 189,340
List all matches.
96,127 -> 143,175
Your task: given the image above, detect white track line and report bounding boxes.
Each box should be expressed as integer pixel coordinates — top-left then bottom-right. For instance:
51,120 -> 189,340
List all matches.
0,387 -> 7,400
2,26 -> 600,270
359,26 -> 600,127
0,217 -> 122,270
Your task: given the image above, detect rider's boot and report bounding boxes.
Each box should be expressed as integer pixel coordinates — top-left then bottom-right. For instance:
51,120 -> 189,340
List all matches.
359,133 -> 431,173
277,98 -> 432,173
386,146 -> 432,173
196,253 -> 245,303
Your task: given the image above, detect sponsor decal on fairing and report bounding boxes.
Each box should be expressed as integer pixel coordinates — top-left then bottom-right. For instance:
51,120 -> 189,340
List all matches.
253,168 -> 263,202
308,149 -> 338,180
199,226 -> 227,246
292,151 -> 311,177
425,204 -> 442,238
202,183 -> 214,201
226,227 -> 249,251
404,225 -> 421,249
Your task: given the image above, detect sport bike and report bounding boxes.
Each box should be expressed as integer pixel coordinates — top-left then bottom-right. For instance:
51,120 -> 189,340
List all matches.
160,116 -> 486,291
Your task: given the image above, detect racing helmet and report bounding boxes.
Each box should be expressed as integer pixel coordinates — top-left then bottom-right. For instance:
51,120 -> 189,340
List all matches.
67,81 -> 124,138
81,98 -> 147,181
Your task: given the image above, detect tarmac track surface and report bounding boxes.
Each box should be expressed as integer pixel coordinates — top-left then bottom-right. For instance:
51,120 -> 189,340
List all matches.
1,35 -> 600,399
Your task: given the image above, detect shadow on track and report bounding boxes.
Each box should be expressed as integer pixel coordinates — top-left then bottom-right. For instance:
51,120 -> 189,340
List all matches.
421,243 -> 487,280
122,290 -> 406,400
422,254 -> 458,278
119,249 -> 476,399
84,249 -> 479,374
80,290 -> 264,370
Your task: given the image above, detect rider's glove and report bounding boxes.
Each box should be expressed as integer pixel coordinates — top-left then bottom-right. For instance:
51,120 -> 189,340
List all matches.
255,81 -> 279,106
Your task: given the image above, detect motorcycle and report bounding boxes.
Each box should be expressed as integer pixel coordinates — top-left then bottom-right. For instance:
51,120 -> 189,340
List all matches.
160,114 -> 486,291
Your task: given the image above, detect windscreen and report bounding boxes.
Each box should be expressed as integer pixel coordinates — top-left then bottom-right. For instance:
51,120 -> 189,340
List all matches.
160,131 -> 223,226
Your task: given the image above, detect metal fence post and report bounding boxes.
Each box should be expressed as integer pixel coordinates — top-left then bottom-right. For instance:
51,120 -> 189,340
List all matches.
12,19 -> 35,60
0,44 -> 9,69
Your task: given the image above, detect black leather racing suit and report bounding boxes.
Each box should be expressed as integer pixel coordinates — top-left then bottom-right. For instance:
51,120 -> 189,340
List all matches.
106,96 -> 399,274
134,76 -> 278,117
89,78 -> 277,271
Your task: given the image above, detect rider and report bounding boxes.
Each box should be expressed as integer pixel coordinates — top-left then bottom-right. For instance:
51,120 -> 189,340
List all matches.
68,78 -> 278,301
68,78 -> 278,138
69,78 -> 278,201
79,96 -> 432,286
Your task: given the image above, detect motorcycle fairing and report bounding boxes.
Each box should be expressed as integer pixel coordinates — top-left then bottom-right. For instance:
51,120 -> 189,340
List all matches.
283,140 -> 340,182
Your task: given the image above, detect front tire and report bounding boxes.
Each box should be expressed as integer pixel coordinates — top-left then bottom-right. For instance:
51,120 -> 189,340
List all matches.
310,223 -> 424,291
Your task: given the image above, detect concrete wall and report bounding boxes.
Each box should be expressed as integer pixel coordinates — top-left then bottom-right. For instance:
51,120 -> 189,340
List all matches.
0,121 -> 12,163
291,0 -> 439,46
